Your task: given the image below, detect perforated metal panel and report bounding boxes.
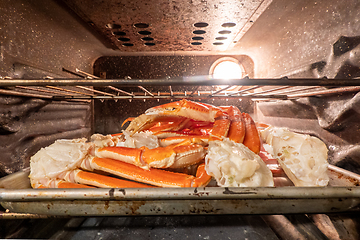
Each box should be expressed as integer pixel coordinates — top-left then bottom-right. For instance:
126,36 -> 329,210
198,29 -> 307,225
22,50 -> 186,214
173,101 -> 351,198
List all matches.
62,0 -> 272,51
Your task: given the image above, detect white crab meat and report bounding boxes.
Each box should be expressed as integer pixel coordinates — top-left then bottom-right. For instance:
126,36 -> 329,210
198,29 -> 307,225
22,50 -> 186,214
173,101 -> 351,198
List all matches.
119,131 -> 159,149
91,131 -> 159,149
260,126 -> 329,187
29,138 -> 94,188
205,138 -> 274,187
90,134 -> 122,148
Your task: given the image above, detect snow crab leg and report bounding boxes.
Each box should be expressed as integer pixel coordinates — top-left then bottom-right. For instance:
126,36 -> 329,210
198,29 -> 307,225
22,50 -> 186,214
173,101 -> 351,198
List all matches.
36,180 -> 95,189
82,157 -> 211,188
35,170 -> 153,189
242,112 -> 261,154
29,137 -> 211,188
62,169 -> 154,188
95,139 -> 206,169
124,99 -> 258,151
30,99 -> 260,189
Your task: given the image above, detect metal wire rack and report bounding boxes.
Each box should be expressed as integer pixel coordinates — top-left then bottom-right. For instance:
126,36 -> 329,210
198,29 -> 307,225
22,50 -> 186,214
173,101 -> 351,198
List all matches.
1,76 -> 360,101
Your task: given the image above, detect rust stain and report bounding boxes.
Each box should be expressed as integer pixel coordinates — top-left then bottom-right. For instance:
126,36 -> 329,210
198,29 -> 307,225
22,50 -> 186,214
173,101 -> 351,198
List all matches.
109,188 -> 115,199
108,188 -> 127,200
129,201 -> 146,215
104,200 -> 110,210
118,189 -> 126,195
192,188 -> 210,197
189,201 -> 221,214
223,187 -> 257,195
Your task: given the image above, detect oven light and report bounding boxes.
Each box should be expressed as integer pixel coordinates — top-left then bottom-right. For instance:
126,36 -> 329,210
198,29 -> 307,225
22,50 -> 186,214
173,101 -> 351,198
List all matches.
212,60 -> 244,80
209,57 -> 245,91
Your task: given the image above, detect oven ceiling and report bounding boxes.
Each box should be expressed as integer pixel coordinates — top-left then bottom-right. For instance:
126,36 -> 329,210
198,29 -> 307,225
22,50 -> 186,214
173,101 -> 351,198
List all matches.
62,0 -> 272,52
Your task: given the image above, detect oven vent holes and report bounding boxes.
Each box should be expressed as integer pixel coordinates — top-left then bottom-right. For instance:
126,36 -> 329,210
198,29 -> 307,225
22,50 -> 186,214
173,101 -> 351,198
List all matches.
191,22 -> 208,46
107,21 -> 237,49
213,22 -> 236,46
106,22 -> 155,47
190,22 -> 237,47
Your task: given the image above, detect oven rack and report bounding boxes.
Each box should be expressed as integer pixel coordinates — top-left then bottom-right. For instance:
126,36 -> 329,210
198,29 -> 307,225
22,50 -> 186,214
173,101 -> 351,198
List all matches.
1,165 -> 360,218
0,77 -> 360,101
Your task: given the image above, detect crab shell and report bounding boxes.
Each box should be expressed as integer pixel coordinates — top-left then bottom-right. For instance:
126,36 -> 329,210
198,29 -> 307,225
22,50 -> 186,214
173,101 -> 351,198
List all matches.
30,100 -> 261,188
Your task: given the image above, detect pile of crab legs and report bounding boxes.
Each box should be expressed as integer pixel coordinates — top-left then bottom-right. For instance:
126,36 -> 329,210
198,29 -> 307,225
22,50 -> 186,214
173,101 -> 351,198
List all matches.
33,99 -> 263,189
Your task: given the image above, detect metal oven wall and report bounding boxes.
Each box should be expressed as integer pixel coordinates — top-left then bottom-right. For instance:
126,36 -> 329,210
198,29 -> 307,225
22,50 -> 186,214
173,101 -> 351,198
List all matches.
0,0 -> 105,176
1,0 -> 360,239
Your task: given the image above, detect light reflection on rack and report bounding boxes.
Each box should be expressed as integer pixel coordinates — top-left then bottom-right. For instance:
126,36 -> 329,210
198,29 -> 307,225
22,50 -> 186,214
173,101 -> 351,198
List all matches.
1,84 -> 360,101
1,70 -> 359,101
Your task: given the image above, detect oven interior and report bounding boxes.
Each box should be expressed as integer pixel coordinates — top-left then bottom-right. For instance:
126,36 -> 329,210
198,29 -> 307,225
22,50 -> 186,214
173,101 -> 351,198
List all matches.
1,0 -> 360,239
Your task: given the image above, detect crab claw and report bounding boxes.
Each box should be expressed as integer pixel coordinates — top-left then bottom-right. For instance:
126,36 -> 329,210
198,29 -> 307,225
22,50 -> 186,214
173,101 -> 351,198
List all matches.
145,99 -> 220,122
125,114 -> 188,135
124,114 -> 159,134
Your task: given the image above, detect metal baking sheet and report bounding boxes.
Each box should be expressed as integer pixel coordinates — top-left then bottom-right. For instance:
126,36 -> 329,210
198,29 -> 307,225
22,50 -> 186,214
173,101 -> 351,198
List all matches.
1,165 -> 360,217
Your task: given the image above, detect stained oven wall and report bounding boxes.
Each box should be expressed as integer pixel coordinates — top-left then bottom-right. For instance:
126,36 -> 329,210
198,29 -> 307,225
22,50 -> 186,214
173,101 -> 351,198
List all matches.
0,0 -> 109,176
232,0 -> 360,174
1,0 -> 360,239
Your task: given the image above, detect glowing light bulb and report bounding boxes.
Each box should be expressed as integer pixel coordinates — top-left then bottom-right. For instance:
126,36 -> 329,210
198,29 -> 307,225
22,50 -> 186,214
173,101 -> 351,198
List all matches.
212,61 -> 244,80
